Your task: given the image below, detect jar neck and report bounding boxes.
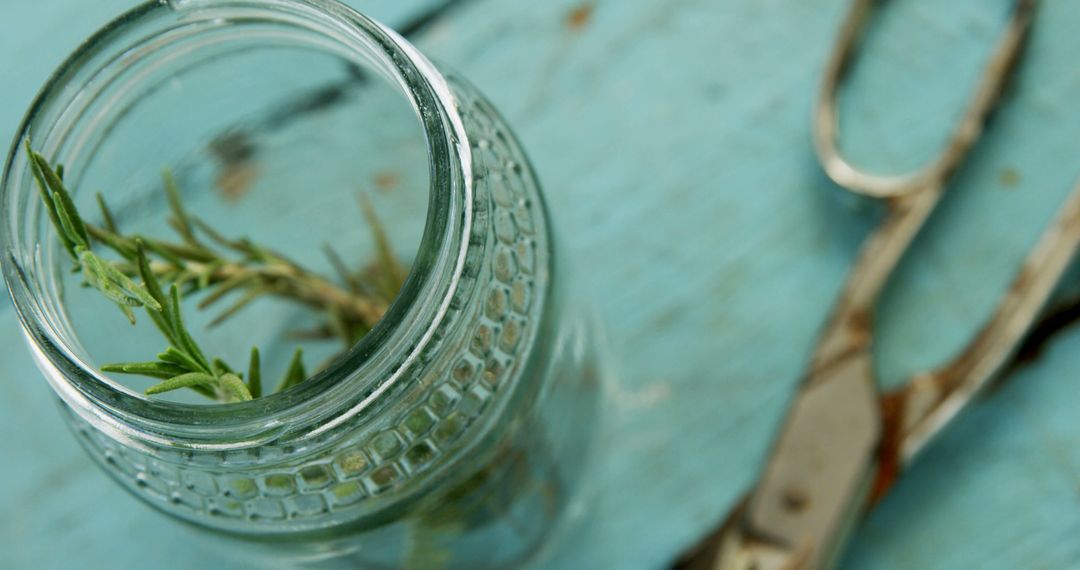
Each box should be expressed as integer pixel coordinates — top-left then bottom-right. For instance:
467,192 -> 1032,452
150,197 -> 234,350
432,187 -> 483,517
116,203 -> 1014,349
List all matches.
1,0 -> 475,449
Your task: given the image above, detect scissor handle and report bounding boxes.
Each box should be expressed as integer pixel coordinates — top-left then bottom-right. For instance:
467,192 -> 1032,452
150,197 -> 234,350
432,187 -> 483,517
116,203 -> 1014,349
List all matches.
887,179 -> 1080,468
814,0 -> 1037,199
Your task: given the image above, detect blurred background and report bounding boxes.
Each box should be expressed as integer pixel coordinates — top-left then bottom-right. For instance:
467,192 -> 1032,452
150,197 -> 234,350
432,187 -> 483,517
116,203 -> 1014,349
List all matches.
3,0 -> 1080,568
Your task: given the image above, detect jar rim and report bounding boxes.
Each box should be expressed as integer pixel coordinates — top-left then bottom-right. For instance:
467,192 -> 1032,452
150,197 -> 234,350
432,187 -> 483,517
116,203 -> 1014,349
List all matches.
0,0 -> 473,447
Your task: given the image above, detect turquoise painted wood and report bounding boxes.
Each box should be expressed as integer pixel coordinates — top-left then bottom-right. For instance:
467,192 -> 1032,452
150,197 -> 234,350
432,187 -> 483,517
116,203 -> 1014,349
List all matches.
3,0 -> 1080,568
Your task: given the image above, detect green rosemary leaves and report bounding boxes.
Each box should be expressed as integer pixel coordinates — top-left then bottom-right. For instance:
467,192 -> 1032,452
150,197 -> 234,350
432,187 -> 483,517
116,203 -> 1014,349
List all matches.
26,140 -> 403,403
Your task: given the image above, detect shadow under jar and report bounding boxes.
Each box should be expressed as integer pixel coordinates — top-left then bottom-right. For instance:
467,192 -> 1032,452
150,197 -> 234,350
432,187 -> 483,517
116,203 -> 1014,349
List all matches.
0,1 -> 602,568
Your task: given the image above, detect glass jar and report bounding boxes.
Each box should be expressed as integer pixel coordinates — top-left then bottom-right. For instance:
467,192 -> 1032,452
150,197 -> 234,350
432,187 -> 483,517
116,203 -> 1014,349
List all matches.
0,1 -> 602,568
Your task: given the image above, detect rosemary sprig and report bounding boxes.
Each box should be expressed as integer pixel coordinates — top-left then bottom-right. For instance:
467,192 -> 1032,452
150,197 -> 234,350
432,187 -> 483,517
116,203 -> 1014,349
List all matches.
27,141 -> 404,402
85,172 -> 390,334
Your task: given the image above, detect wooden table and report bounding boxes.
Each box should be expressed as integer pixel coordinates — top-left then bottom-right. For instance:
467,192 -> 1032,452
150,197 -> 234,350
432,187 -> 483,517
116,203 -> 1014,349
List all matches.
3,0 -> 1080,567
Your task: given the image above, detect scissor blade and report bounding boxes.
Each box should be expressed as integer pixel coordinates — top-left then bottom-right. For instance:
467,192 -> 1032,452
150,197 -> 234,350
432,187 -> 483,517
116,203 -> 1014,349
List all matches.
680,349 -> 881,570
748,349 -> 881,569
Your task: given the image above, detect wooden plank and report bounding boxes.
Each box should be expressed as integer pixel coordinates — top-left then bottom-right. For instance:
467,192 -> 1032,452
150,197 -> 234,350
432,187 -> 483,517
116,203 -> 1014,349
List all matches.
410,2 -> 1080,567
3,0 -> 1080,568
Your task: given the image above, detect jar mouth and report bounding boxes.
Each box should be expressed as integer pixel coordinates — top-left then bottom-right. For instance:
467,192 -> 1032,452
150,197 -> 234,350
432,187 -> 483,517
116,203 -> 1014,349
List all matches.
0,0 -> 472,446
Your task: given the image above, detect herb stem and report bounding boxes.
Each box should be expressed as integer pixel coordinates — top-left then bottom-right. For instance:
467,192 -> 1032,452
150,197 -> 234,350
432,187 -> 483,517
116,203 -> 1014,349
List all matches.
27,143 -> 406,403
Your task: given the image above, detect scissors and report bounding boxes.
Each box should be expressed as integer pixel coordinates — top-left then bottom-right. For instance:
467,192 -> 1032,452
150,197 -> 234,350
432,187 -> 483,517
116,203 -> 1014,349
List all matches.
679,0 -> 1080,568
